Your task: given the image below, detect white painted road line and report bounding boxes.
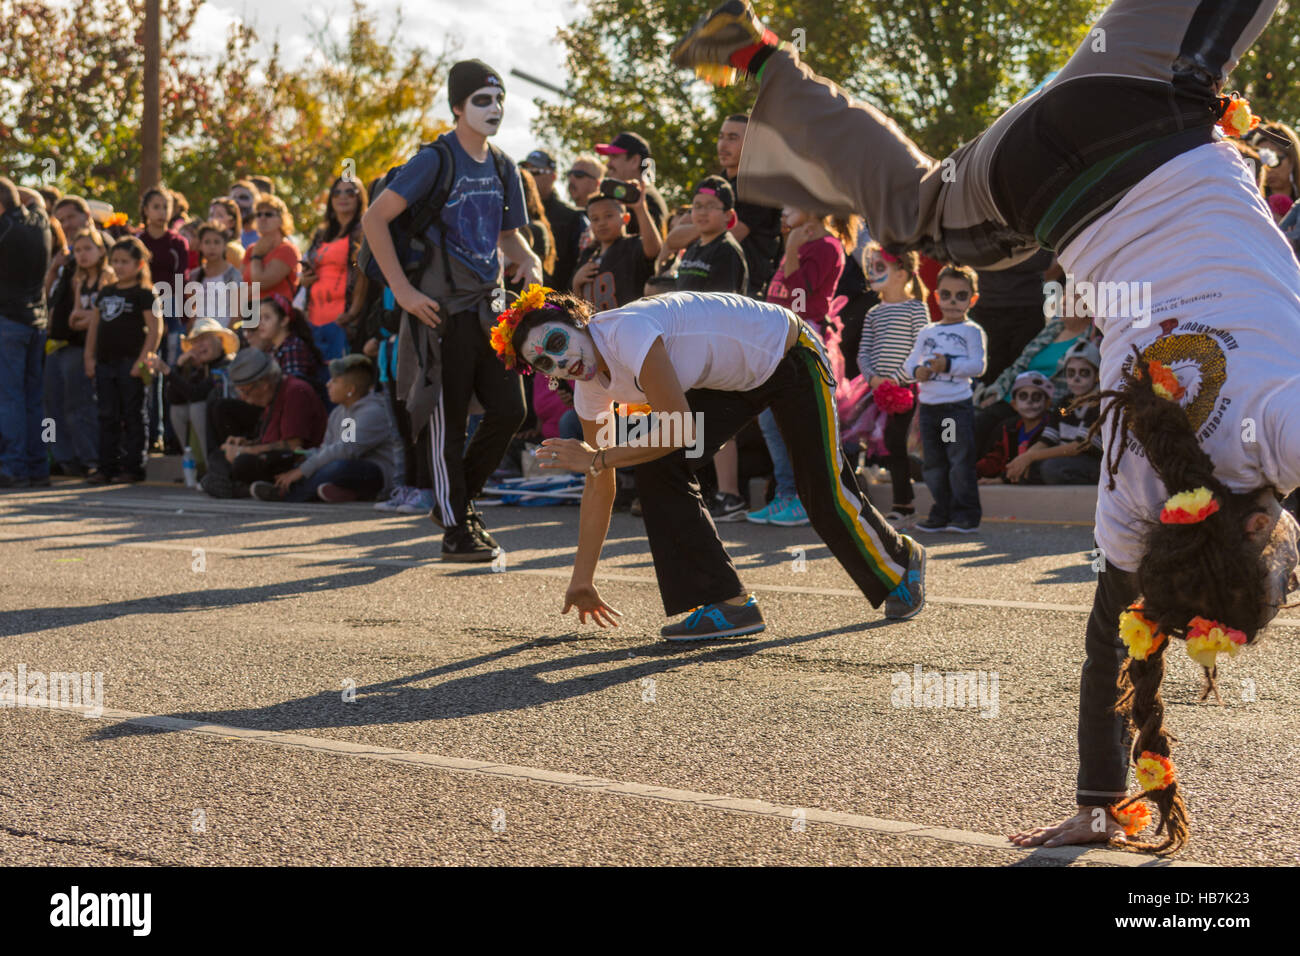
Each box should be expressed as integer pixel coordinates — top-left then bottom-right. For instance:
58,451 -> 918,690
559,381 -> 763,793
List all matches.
7,696 -> 1203,867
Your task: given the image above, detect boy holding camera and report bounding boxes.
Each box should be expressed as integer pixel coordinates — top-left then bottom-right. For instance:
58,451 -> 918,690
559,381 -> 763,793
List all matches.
571,178 -> 663,310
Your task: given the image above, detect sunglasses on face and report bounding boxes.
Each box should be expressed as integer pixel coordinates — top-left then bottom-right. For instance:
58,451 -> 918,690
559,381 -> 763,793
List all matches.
567,169 -> 596,180
938,289 -> 971,302
1013,390 -> 1046,403
255,210 -> 279,218
530,328 -> 572,374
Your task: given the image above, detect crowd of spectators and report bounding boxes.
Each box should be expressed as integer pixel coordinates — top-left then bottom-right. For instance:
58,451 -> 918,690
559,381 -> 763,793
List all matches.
3,108 -> 1298,532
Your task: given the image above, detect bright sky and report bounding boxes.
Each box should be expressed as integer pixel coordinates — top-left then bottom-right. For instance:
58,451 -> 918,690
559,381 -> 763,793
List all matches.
199,0 -> 582,163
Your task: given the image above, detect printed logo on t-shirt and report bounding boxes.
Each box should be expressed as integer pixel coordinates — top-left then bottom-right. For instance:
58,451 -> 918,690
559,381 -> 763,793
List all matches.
99,295 -> 125,323
1121,317 -> 1237,449
445,174 -> 504,275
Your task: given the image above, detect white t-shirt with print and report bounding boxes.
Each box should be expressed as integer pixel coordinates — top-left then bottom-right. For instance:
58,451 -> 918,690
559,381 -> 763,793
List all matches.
1060,141 -> 1300,572
573,291 -> 793,420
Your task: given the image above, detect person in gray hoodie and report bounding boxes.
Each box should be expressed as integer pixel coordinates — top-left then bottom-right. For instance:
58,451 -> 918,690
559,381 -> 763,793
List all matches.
250,354 -> 401,502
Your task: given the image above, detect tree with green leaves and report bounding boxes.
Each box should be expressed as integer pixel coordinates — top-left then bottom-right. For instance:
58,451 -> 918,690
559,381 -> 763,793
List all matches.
535,0 -> 1112,206
0,0 -> 452,229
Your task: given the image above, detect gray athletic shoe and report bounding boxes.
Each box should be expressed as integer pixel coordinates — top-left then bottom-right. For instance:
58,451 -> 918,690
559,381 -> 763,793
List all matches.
662,595 -> 766,641
883,537 -> 927,621
670,0 -> 767,79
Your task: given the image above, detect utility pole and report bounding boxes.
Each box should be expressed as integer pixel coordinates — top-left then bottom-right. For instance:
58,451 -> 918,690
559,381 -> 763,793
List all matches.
141,0 -> 162,193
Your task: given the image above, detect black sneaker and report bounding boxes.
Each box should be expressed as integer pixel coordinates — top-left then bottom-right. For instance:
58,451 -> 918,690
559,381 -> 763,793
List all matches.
914,517 -> 949,533
661,595 -> 766,641
883,537 -> 927,621
199,471 -> 249,499
465,508 -> 499,550
441,524 -> 499,562
250,481 -> 284,502
120,470 -> 146,484
0,473 -> 29,489
28,474 -> 52,487
85,469 -> 113,486
946,520 -> 980,534
709,492 -> 748,523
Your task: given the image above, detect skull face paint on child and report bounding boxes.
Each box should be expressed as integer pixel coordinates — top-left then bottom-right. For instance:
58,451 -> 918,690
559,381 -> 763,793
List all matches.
463,87 -> 505,137
521,322 -> 598,382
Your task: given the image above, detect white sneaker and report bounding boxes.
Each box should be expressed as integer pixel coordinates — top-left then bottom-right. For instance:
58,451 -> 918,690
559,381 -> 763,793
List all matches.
374,485 -> 412,512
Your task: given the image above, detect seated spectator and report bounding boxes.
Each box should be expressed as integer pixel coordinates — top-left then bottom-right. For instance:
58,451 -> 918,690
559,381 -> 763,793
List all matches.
972,303 -> 1098,454
144,317 -> 240,461
242,195 -> 300,301
976,371 -> 1052,484
250,355 -> 400,503
200,349 -> 326,498
1003,340 -> 1104,486
249,294 -> 326,395
186,223 -> 244,328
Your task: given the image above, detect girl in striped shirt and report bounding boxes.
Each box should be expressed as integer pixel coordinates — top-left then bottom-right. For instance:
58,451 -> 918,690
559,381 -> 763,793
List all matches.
856,243 -> 929,522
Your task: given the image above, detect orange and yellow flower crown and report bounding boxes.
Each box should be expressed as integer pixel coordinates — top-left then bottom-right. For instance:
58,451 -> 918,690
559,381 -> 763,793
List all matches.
490,283 -> 558,372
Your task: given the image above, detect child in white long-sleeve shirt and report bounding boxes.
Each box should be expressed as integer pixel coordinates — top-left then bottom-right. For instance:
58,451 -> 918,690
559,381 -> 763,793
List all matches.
904,265 -> 987,533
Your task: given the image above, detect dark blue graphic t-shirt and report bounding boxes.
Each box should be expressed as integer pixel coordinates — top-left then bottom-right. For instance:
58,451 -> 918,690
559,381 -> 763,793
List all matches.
386,133 -> 527,283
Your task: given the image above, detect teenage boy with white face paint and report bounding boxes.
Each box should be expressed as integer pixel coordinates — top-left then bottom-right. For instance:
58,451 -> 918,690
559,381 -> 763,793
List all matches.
362,58 -> 543,561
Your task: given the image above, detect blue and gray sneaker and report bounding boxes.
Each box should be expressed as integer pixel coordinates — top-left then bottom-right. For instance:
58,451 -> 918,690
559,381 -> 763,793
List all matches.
883,537 -> 927,621
746,499 -> 778,524
661,594 -> 766,641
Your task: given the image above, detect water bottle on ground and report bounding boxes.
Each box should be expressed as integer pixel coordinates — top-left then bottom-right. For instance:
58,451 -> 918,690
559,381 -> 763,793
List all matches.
182,446 -> 197,488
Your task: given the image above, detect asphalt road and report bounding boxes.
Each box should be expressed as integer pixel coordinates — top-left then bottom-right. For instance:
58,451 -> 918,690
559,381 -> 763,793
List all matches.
1,482 -> 1297,866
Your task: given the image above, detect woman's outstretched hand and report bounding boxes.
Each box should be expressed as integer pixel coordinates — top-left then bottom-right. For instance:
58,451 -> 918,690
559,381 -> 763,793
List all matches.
563,581 -> 622,627
537,437 -> 596,473
1008,807 -> 1127,848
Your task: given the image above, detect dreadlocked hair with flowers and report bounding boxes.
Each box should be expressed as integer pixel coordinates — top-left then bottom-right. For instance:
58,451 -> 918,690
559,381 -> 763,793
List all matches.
1090,345 -> 1273,854
489,285 -> 594,377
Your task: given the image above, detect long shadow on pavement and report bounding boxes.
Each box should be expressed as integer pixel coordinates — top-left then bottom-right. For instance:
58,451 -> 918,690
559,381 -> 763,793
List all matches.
88,620 -> 890,740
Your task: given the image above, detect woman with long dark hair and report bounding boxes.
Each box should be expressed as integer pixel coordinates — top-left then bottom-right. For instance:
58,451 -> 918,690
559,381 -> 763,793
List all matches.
300,176 -> 370,360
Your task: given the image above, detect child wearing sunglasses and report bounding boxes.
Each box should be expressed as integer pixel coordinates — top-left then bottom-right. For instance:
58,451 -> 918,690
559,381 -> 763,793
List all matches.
906,265 -> 986,532
977,371 -> 1052,485
1002,341 -> 1104,486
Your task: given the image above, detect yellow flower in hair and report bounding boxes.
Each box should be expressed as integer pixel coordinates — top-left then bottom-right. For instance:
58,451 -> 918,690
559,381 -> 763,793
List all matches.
489,283 -> 554,370
1118,604 -> 1165,660
1160,487 -> 1219,525
1135,752 -> 1176,792
1184,616 -> 1247,669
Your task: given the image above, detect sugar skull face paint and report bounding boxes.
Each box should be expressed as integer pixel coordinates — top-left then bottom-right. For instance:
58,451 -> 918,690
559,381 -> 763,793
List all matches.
521,321 -> 597,381
463,86 -> 505,137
